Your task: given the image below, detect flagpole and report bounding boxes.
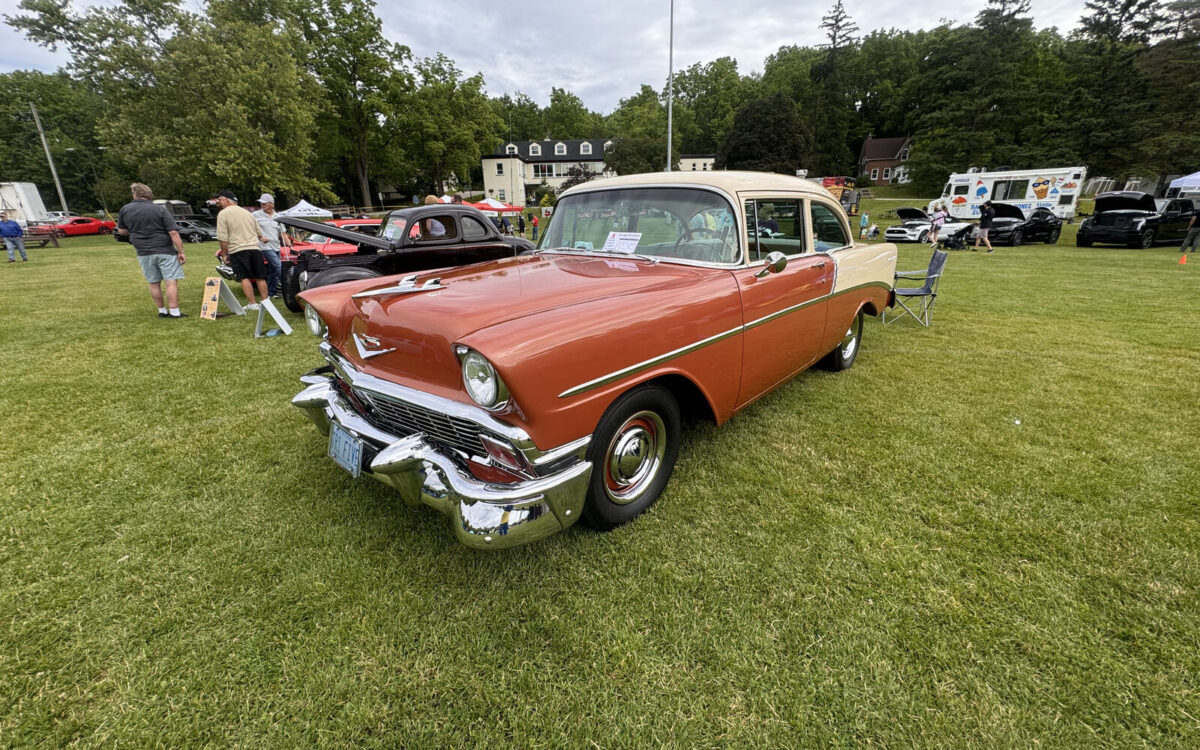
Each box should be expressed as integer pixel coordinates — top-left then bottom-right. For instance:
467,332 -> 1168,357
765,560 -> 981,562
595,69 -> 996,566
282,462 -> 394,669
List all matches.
666,0 -> 674,172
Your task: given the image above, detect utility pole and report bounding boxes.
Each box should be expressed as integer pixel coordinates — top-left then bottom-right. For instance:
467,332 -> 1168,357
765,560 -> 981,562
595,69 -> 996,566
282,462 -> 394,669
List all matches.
666,0 -> 674,172
30,102 -> 69,214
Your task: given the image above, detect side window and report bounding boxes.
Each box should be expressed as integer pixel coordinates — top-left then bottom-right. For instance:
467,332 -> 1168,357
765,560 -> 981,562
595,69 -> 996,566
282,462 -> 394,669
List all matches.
461,216 -> 490,241
410,215 -> 458,242
953,185 -> 969,196
810,202 -> 849,252
746,199 -> 806,259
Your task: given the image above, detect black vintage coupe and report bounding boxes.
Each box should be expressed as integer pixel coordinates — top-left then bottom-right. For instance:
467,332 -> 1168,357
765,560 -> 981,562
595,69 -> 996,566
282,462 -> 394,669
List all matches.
275,204 -> 535,313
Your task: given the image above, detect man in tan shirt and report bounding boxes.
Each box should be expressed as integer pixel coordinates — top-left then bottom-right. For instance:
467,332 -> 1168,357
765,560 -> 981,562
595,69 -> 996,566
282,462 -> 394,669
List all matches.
211,190 -> 269,309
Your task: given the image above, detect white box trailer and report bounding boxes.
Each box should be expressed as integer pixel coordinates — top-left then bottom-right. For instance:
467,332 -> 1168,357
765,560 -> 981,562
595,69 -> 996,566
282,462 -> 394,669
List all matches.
930,166 -> 1088,220
0,182 -> 50,226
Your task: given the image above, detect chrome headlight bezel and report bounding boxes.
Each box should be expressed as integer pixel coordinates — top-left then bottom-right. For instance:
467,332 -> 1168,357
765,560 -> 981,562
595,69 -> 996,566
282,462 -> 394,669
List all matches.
456,346 -> 509,410
304,304 -> 327,338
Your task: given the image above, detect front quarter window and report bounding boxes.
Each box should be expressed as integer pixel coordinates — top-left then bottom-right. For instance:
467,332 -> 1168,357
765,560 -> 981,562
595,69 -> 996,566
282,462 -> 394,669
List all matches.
541,187 -> 740,264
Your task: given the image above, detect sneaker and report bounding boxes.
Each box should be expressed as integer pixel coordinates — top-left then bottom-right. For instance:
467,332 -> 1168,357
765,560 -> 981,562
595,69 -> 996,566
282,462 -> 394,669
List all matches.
158,312 -> 170,318
245,303 -> 260,311
986,248 -> 995,253
169,312 -> 188,318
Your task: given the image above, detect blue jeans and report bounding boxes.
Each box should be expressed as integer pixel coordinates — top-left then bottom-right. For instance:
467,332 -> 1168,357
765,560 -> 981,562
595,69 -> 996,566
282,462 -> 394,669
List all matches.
4,237 -> 27,261
261,247 -> 281,296
532,226 -> 538,241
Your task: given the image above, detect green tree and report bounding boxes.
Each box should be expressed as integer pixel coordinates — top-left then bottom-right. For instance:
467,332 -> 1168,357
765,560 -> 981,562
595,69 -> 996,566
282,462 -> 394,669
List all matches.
715,92 -> 808,174
670,57 -> 751,153
544,87 -> 602,139
605,137 -> 676,175
404,54 -> 502,195
491,92 -> 545,142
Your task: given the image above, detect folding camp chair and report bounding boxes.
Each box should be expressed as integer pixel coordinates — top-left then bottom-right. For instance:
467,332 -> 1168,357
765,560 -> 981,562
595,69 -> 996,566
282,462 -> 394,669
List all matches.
883,249 -> 947,327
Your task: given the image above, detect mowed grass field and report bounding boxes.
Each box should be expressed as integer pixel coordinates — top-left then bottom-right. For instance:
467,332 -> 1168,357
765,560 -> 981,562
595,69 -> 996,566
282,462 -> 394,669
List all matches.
1,227 -> 1198,748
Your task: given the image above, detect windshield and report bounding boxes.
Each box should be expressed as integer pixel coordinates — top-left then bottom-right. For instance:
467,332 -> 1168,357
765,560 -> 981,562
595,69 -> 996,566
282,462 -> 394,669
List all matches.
541,187 -> 740,264
1155,199 -> 1169,212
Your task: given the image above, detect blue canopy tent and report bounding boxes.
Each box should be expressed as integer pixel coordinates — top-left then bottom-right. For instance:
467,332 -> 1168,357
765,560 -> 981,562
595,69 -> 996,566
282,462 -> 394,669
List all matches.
1167,171 -> 1200,198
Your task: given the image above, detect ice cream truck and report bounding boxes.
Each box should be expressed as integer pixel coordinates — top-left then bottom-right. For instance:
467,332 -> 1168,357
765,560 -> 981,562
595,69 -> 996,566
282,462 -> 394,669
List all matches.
930,167 -> 1088,220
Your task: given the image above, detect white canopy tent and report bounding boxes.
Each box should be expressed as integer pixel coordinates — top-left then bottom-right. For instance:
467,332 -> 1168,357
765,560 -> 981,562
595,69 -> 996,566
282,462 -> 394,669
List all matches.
278,199 -> 333,218
1168,171 -> 1200,194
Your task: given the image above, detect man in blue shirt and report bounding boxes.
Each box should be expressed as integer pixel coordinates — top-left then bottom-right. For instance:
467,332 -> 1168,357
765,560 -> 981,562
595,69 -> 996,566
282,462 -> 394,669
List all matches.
0,212 -> 28,262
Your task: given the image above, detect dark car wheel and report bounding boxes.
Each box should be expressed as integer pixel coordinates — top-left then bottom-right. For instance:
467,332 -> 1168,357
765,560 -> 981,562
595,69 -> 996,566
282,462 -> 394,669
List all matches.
54,229 -> 66,238
98,226 -> 112,235
1047,227 -> 1060,244
304,266 -> 382,290
1010,230 -> 1023,247
918,230 -> 929,243
281,265 -> 303,313
185,232 -> 204,244
820,309 -> 863,372
581,384 -> 681,531
1136,229 -> 1156,249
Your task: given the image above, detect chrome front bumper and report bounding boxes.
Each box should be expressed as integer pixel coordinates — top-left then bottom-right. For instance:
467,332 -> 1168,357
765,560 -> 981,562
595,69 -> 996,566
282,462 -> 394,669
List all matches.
292,373 -> 592,549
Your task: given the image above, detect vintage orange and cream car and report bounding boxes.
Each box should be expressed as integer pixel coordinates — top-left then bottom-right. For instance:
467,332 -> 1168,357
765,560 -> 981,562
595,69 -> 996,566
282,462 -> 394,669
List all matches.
293,172 -> 898,548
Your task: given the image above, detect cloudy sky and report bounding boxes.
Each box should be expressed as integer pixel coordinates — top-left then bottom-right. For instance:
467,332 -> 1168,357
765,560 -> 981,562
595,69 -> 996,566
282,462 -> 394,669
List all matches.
1,0 -> 1090,114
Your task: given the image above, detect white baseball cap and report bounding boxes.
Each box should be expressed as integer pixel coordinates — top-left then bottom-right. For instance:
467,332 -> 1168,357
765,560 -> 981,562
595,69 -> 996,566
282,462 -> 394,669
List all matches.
257,193 -> 274,204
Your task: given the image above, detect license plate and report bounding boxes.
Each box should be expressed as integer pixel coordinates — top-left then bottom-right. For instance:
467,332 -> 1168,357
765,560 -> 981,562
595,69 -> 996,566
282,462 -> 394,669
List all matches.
328,422 -> 364,478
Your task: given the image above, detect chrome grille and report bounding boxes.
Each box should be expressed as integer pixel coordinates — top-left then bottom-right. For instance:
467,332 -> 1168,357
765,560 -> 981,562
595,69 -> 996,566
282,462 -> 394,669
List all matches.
352,387 -> 488,458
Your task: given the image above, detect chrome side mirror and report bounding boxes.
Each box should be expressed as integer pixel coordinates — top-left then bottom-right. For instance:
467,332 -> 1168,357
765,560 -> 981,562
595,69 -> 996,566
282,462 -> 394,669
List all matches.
754,251 -> 788,278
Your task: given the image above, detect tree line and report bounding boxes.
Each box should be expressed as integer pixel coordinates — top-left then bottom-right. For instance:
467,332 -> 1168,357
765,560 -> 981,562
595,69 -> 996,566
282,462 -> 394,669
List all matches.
1,0 -> 1196,213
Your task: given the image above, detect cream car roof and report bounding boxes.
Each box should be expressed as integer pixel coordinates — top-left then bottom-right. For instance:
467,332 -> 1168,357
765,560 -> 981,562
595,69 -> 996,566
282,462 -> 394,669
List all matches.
565,170 -> 840,202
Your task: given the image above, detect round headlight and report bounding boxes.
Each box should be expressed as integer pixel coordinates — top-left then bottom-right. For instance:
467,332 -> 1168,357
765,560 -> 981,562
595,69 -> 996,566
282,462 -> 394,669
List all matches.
304,304 -> 326,337
462,351 -> 499,407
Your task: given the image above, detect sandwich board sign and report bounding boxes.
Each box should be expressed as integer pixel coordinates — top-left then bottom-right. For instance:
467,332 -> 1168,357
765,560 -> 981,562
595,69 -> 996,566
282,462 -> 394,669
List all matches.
200,276 -> 245,319
254,298 -> 293,338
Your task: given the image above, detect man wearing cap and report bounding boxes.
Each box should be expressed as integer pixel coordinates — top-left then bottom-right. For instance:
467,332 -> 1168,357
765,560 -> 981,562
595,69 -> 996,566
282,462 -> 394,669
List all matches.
211,190 -> 269,310
0,212 -> 28,263
252,193 -> 290,298
117,183 -> 187,317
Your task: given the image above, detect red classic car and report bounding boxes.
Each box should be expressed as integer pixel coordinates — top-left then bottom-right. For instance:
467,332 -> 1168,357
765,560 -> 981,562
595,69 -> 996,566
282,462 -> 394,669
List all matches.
41,216 -> 117,237
293,172 -> 898,549
280,218 -> 380,264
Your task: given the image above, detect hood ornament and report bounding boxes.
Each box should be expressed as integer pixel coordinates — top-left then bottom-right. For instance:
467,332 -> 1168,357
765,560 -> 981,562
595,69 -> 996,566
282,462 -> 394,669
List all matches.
352,332 -> 396,359
352,275 -> 444,299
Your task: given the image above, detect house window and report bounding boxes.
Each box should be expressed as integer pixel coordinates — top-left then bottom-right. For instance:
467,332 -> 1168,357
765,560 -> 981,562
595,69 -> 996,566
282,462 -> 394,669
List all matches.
691,163 -> 697,170
580,142 -> 592,155
555,142 -> 566,155
530,144 -> 541,156
883,168 -> 891,180
498,189 -> 506,201
496,163 -> 504,175
505,144 -> 517,154
533,163 -> 553,179
899,148 -> 909,161
870,168 -> 878,180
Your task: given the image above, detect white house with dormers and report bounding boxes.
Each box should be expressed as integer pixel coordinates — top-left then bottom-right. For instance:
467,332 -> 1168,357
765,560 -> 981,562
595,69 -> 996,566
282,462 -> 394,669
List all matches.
482,138 -> 616,206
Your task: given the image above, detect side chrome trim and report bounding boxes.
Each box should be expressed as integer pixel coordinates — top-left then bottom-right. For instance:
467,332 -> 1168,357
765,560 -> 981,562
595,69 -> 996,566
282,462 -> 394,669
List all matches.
557,281 -> 892,399
351,275 -> 444,299
353,332 -> 396,359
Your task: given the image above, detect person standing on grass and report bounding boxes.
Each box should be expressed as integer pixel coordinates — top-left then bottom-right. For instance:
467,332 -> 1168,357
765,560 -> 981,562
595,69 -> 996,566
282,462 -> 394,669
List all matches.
929,203 -> 948,246
252,193 -> 289,298
531,213 -> 539,241
212,190 -> 269,310
0,212 -> 28,262
1181,211 -> 1199,254
116,183 -> 188,318
517,212 -> 526,238
973,200 -> 995,253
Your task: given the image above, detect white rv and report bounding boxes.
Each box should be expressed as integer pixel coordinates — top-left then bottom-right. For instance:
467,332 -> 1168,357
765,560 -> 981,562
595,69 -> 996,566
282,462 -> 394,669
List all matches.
930,166 -> 1088,220
0,182 -> 50,227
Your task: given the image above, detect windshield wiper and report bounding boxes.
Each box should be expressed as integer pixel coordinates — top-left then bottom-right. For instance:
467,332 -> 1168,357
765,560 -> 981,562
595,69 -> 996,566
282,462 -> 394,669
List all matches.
539,247 -> 659,264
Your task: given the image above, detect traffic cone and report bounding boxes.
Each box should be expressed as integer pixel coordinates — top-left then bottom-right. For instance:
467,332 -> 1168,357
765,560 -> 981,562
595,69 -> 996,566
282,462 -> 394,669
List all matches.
1181,254 -> 1188,265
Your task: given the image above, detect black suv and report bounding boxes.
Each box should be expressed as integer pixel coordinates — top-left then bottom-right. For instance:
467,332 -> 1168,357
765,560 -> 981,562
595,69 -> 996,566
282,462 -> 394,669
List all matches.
1076,192 -> 1196,248
276,204 -> 535,313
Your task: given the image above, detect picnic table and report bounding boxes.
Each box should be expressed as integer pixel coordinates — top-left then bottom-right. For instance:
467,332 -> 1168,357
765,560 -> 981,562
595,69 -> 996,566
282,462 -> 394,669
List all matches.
26,232 -> 61,248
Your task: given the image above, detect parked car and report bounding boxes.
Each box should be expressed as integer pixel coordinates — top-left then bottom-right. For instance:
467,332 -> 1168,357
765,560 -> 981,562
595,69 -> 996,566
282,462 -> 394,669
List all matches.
43,211 -> 80,221
883,207 -> 971,244
40,216 -> 116,237
275,206 -> 532,313
986,203 -> 1063,246
175,219 -> 217,243
1076,192 -> 1196,248
291,171 -> 898,549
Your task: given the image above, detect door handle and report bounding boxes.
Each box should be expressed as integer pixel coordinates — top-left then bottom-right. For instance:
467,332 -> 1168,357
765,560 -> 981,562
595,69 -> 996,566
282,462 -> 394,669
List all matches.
814,261 -> 827,268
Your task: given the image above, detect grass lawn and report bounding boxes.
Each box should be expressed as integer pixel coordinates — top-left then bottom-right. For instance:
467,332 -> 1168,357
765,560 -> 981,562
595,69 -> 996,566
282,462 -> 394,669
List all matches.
1,232 -> 1198,748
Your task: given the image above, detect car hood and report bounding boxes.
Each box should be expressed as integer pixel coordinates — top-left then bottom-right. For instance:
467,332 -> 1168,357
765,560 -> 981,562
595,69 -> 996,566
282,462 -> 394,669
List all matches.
1095,192 -> 1157,214
992,203 -> 1026,220
895,207 -> 928,222
300,253 -> 728,398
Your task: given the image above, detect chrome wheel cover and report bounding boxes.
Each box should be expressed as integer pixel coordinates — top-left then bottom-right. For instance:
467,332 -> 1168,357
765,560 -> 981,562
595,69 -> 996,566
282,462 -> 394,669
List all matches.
840,322 -> 859,361
604,410 -> 666,505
